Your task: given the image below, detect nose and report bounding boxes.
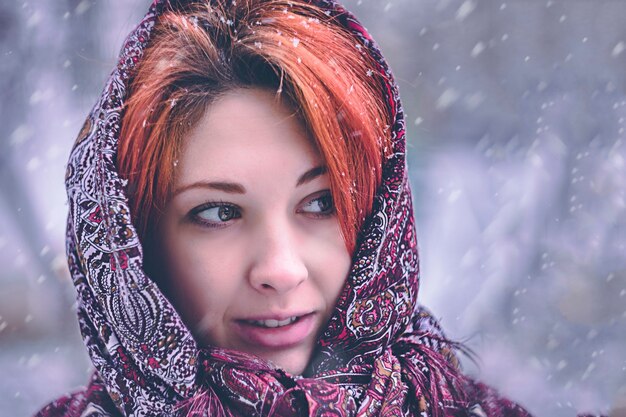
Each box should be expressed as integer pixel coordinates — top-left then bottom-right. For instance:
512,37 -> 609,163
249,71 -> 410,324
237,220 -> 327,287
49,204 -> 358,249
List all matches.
247,221 -> 308,295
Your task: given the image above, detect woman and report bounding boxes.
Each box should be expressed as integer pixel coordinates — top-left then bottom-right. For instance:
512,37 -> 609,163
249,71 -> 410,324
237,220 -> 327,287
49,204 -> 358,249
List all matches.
35,0 -> 537,416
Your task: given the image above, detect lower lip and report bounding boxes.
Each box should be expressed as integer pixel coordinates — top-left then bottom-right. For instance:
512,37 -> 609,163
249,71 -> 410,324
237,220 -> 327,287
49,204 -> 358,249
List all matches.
232,314 -> 316,348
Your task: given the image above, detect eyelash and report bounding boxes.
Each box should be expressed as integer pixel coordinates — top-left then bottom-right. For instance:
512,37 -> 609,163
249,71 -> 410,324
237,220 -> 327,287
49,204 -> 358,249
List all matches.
188,191 -> 335,228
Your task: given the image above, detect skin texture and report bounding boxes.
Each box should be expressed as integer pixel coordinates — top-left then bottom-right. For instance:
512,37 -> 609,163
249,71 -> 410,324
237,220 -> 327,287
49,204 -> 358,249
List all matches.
157,88 -> 351,375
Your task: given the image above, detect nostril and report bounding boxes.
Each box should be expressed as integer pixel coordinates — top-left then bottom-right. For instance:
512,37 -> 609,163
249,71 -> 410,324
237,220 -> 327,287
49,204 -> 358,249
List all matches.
248,242 -> 309,293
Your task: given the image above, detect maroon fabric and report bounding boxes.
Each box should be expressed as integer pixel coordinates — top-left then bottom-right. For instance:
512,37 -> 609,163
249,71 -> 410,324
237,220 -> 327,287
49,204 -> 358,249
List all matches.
34,1 -> 586,416
36,373 -> 121,417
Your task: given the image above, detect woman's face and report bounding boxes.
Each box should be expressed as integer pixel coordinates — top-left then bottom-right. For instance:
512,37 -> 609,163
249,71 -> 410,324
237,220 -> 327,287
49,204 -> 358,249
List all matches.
158,88 -> 351,375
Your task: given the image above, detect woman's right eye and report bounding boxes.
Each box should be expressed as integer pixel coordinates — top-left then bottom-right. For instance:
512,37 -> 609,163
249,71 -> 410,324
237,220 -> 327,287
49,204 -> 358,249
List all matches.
190,203 -> 241,227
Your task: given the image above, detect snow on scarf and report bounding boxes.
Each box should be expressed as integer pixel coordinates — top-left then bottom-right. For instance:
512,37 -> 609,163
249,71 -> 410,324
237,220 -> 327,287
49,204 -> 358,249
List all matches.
36,1 -> 536,416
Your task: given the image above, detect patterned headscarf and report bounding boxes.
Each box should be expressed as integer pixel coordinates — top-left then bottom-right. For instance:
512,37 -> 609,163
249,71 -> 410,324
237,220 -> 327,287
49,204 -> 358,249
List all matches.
36,1 -> 535,416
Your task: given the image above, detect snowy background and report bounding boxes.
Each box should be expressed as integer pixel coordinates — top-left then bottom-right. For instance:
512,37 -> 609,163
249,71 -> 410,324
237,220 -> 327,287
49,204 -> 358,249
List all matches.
1,0 -> 625,416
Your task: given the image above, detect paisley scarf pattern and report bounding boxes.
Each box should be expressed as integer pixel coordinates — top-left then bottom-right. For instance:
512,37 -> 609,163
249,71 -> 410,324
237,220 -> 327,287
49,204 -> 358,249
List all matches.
36,1 -> 537,416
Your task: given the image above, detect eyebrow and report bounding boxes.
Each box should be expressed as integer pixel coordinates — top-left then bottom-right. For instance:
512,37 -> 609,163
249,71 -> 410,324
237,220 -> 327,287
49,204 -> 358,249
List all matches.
296,165 -> 327,187
172,165 -> 327,197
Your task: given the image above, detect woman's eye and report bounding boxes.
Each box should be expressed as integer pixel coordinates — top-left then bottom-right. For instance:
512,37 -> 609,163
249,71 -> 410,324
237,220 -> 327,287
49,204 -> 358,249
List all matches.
191,203 -> 241,226
300,191 -> 335,217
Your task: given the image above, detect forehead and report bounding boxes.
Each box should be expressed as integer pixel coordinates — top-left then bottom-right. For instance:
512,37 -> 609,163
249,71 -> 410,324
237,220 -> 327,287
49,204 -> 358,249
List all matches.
177,88 -> 322,183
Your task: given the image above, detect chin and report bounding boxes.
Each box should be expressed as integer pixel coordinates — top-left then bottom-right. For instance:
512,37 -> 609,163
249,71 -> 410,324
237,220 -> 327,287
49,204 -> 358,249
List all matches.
273,359 -> 307,376
257,346 -> 312,376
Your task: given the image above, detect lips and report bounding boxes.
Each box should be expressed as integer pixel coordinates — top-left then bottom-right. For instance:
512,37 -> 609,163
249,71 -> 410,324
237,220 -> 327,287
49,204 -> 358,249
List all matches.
247,316 -> 299,328
232,312 -> 316,348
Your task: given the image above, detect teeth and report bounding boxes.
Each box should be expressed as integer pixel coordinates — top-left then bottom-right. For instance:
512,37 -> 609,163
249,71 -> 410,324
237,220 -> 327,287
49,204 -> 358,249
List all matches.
251,317 -> 298,328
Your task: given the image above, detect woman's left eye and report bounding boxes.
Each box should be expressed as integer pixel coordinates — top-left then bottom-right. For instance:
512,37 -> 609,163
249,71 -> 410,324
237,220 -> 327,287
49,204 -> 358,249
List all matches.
299,191 -> 335,217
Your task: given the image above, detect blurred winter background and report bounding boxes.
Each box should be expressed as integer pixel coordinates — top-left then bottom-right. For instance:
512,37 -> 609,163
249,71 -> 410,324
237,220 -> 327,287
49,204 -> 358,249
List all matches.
0,0 -> 625,415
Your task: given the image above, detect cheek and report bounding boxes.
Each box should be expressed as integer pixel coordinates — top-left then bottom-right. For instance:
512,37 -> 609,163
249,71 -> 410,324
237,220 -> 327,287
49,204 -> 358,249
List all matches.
327,249 -> 352,299
160,232 -> 244,326
305,223 -> 352,300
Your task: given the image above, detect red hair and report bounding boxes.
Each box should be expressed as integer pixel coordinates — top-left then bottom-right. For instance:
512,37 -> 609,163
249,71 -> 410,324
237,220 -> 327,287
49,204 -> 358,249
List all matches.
118,0 -> 392,255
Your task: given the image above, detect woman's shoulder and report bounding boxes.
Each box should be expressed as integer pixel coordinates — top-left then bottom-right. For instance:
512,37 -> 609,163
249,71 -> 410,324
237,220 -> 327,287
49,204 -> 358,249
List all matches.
34,374 -> 121,417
